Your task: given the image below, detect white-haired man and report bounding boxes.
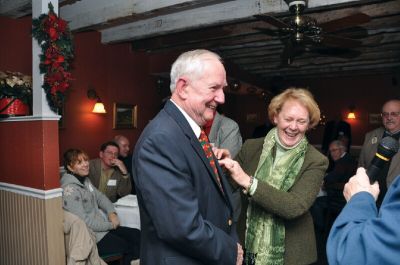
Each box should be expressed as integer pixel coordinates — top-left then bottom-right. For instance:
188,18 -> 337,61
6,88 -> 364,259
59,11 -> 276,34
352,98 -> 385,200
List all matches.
133,49 -> 243,265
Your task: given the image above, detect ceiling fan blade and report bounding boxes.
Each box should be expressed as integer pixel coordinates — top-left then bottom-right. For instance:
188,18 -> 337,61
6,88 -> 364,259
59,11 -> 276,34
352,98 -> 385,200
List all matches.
253,27 -> 281,36
321,35 -> 362,48
310,46 -> 362,58
319,13 -> 371,33
254,15 -> 290,29
281,41 -> 293,65
281,40 -> 304,65
334,26 -> 369,39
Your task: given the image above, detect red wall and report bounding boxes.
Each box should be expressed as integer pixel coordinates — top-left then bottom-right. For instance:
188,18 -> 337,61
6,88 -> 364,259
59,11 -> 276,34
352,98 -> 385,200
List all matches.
306,75 -> 400,146
225,74 -> 400,147
58,31 -> 166,160
0,120 -> 60,189
0,16 -> 174,166
0,16 -> 32,75
1,15 -> 399,169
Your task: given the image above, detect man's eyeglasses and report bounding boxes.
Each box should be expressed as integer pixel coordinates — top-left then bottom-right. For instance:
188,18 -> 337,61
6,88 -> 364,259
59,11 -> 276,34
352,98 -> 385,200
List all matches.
104,151 -> 118,157
381,112 -> 400,118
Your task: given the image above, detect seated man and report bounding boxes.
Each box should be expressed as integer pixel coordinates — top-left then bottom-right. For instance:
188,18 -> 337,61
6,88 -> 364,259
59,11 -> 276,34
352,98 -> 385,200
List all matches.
324,139 -> 357,223
88,141 -> 131,202
310,140 -> 357,265
113,135 -> 135,194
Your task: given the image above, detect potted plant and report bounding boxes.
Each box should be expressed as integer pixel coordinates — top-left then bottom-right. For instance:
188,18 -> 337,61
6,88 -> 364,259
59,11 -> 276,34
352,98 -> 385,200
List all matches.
0,71 -> 32,117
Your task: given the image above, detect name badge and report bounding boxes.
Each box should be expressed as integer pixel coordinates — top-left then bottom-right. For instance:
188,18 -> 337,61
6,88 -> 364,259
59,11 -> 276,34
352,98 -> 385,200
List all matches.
107,179 -> 117,186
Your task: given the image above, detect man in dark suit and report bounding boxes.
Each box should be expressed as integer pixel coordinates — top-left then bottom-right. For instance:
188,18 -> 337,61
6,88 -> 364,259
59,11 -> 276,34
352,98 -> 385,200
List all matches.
132,49 -> 243,265
114,135 -> 136,194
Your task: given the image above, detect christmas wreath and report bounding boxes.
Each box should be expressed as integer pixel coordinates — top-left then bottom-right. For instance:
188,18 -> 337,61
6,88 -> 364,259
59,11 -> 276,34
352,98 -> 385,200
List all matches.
32,2 -> 73,112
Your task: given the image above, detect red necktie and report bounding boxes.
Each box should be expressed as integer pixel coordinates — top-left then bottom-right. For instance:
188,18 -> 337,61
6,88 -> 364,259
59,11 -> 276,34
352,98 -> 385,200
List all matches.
199,130 -> 223,191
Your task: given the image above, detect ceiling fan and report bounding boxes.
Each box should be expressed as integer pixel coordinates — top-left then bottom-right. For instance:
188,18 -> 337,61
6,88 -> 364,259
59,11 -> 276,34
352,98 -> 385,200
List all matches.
254,0 -> 371,65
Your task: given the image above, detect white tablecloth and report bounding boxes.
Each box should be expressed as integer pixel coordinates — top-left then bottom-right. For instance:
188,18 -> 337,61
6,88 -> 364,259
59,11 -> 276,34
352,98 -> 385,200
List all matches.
114,195 -> 141,230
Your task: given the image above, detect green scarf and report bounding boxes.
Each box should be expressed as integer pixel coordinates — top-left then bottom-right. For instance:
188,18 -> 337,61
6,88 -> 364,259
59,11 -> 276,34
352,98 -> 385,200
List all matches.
245,128 -> 308,265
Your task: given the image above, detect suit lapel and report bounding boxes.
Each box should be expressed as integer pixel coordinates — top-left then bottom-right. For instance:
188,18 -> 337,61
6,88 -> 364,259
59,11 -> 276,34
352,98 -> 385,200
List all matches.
164,101 -> 231,202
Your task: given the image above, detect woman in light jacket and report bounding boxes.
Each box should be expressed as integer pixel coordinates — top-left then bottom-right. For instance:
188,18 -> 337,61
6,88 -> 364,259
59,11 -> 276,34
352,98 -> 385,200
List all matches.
61,148 -> 140,265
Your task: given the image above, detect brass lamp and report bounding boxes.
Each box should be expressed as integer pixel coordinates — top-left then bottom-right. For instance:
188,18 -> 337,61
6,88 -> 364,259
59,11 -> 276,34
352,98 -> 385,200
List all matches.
347,105 -> 356,119
87,88 -> 106,113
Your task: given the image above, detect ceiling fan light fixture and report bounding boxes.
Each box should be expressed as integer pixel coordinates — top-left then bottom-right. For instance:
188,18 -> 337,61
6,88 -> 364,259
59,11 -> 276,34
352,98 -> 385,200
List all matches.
285,0 -> 306,13
255,0 -> 368,65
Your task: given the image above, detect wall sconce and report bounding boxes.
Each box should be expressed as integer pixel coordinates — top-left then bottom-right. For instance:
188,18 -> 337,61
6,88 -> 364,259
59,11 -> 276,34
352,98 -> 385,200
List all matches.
347,105 -> 356,119
87,88 -> 106,113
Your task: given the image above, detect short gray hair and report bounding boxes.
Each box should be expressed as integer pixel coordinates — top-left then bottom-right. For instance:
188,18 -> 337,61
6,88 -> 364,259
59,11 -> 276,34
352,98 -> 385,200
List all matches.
169,49 -> 222,93
330,139 -> 346,152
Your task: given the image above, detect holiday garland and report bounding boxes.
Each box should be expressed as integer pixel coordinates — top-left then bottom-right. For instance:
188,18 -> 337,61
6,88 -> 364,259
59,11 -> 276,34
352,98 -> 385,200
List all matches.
32,2 -> 73,112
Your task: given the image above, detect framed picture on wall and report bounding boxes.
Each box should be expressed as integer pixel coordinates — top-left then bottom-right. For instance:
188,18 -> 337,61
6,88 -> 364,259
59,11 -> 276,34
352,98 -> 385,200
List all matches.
369,113 -> 381,125
113,103 -> 137,129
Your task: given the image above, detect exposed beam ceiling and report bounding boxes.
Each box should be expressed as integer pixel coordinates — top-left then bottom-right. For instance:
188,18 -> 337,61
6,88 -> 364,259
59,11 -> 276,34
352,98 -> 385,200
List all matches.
1,0 -> 399,92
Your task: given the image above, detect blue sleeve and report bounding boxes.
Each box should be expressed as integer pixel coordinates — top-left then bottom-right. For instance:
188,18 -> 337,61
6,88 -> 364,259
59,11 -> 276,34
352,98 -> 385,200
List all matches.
327,177 -> 400,265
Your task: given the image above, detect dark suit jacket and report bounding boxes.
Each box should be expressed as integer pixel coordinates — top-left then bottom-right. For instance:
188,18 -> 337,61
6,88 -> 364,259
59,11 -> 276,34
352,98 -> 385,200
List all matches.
327,175 -> 400,265
324,153 -> 357,212
132,101 -> 238,265
236,137 -> 328,265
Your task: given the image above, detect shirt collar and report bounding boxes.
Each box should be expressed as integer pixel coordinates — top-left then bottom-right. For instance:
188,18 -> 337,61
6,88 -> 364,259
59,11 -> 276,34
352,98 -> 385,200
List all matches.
170,99 -> 201,138
385,129 -> 400,137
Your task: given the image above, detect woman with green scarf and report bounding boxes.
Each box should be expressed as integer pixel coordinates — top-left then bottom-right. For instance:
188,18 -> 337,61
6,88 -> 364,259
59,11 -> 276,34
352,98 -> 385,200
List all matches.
219,88 -> 328,265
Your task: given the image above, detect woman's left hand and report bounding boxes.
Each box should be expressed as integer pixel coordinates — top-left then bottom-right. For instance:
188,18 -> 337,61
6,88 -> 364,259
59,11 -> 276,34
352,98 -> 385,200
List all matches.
219,158 -> 252,189
108,212 -> 120,229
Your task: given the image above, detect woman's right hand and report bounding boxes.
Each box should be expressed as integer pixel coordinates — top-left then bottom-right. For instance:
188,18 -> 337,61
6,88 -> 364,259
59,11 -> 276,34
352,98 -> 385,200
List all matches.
219,158 -> 252,189
213,147 -> 231,160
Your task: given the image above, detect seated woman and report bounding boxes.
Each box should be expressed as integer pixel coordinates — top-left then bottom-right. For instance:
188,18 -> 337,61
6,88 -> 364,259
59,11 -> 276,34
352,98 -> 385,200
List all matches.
61,148 -> 140,265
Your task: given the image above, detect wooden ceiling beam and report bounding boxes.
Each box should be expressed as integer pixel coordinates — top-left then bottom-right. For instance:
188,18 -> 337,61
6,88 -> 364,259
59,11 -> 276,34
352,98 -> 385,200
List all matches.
60,0 -> 232,31
129,1 -> 400,53
253,56 -> 400,76
0,0 -> 69,18
223,59 -> 270,91
101,0 -> 364,44
0,0 -> 31,18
